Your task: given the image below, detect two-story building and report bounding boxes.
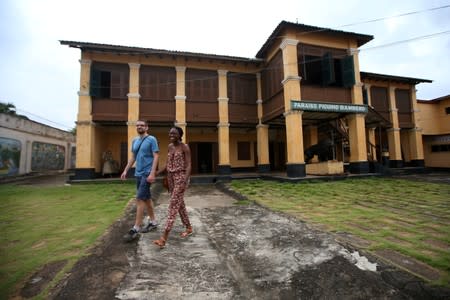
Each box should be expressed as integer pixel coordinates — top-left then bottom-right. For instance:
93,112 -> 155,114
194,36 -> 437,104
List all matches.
417,95 -> 450,169
61,21 -> 431,180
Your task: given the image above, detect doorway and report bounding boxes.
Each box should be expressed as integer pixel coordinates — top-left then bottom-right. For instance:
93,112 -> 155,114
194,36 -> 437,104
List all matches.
190,142 -> 217,174
197,143 -> 213,173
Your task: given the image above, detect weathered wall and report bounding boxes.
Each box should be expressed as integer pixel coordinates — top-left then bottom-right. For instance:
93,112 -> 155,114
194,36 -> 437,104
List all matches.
0,113 -> 75,176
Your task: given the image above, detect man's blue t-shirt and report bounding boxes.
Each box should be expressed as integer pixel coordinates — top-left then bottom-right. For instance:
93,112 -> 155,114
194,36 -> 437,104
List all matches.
131,135 -> 159,177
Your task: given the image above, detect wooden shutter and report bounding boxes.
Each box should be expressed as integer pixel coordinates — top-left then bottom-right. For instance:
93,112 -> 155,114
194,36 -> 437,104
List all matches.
110,71 -> 122,98
363,88 -> 368,105
90,69 -> 101,97
321,52 -> 335,86
341,55 -> 355,88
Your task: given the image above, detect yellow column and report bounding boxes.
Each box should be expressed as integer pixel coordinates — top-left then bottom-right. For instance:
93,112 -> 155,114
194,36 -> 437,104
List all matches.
78,59 -> 92,121
257,124 -> 269,168
387,86 -> 403,167
74,59 -> 97,178
175,66 -> 187,142
348,114 -> 367,160
127,63 -> 141,164
75,121 -> 96,168
347,49 -> 369,173
280,38 -> 305,177
217,69 -> 231,175
256,72 -> 270,172
256,73 -> 263,121
350,49 -> 364,105
408,87 -> 424,165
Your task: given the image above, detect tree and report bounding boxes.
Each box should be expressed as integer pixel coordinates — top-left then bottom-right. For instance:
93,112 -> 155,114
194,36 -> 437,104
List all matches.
0,102 -> 29,119
0,102 -> 17,114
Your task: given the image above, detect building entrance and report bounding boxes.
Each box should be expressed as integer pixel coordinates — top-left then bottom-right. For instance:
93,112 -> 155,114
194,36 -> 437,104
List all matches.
189,142 -> 217,174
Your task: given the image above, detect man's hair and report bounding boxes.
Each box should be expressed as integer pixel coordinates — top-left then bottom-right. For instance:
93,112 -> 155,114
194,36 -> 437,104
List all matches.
136,120 -> 148,126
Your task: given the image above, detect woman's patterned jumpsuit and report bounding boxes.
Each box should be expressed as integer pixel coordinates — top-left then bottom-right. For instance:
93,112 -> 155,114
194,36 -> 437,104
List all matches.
164,146 -> 191,233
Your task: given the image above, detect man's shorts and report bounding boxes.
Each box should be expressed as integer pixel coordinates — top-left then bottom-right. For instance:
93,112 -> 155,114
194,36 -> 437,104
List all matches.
136,175 -> 151,201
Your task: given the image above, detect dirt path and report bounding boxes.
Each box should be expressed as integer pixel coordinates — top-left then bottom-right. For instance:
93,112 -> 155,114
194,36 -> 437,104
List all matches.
48,183 -> 450,300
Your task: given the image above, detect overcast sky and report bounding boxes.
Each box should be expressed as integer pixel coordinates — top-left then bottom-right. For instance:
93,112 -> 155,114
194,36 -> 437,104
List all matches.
1,0 -> 449,131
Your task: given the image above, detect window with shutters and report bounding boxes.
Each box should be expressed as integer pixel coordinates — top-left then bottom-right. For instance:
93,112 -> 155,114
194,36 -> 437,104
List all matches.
395,89 -> 412,127
261,51 -> 283,101
90,63 -> 129,99
186,69 -> 218,102
228,73 -> 257,104
302,55 -> 322,85
140,66 -> 176,100
299,47 -> 355,88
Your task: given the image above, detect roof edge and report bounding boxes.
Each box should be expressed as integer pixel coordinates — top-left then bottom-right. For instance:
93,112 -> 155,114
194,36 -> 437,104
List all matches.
59,40 -> 263,63
256,20 -> 374,58
361,71 -> 432,85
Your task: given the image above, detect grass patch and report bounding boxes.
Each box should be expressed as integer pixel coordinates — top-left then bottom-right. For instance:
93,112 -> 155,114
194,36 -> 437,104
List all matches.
0,182 -> 135,299
230,177 -> 450,286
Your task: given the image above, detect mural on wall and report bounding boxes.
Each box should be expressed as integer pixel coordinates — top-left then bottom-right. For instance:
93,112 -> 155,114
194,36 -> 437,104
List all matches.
0,137 -> 21,176
70,146 -> 76,169
31,142 -> 66,171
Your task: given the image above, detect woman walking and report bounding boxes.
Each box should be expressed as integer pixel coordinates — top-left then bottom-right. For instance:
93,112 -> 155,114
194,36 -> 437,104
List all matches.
153,126 -> 192,248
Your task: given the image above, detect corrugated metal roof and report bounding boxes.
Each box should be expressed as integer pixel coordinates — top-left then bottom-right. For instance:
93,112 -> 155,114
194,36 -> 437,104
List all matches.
418,94 -> 450,103
256,21 -> 374,58
361,71 -> 432,84
59,40 -> 263,63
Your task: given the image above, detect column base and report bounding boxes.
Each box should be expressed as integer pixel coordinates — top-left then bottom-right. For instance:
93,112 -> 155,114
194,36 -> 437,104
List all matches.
349,161 -> 369,174
410,160 -> 424,167
389,160 -> 404,168
257,164 -> 271,173
70,168 -> 96,180
217,165 -> 232,175
286,163 -> 306,178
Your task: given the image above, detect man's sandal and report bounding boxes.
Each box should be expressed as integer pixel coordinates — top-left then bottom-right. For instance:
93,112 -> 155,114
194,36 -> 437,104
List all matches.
180,227 -> 193,238
153,237 -> 166,249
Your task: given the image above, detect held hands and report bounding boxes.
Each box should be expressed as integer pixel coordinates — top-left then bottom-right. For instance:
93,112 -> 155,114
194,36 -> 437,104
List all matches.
146,173 -> 156,183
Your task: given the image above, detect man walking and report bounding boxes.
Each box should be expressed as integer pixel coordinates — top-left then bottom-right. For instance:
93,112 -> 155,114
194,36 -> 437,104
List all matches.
121,120 -> 159,242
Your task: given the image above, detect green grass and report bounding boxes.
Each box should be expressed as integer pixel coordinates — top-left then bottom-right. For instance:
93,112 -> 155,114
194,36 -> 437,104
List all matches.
0,182 -> 135,299
1,177 -> 449,298
230,177 -> 450,286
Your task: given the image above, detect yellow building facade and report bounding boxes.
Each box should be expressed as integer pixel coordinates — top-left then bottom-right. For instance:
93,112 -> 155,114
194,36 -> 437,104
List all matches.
61,21 -> 432,179
417,95 -> 450,168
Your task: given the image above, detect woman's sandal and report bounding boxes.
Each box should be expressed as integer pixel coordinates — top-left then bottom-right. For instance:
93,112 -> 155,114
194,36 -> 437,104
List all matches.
153,237 -> 166,249
180,227 -> 193,238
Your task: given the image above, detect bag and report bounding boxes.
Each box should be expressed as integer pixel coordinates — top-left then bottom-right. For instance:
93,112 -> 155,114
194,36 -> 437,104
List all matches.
133,135 -> 149,156
162,175 -> 169,191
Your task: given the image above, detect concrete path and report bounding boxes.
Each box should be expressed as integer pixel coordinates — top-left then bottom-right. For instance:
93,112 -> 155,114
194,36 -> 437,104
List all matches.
114,184 -> 446,300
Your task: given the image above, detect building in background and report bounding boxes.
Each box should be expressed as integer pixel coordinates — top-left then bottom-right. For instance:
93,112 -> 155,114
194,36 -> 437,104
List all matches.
417,95 -> 450,169
61,21 -> 433,180
0,113 -> 75,176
